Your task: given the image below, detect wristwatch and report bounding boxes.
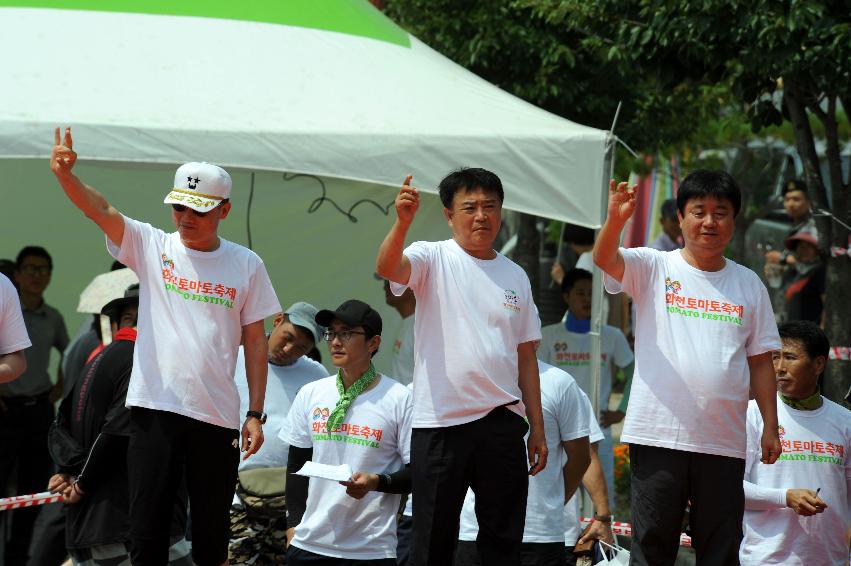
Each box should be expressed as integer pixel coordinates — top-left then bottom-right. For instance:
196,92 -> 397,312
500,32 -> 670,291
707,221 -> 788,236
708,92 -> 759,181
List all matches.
246,410 -> 267,424
593,514 -> 613,523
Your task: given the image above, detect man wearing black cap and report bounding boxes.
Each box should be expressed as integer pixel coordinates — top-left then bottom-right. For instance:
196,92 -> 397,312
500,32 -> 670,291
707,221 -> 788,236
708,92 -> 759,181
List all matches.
47,284 -> 191,565
281,299 -> 413,565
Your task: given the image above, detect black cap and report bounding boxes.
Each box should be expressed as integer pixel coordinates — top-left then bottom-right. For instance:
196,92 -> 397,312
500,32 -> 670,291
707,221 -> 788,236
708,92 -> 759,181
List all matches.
315,299 -> 382,335
101,284 -> 140,321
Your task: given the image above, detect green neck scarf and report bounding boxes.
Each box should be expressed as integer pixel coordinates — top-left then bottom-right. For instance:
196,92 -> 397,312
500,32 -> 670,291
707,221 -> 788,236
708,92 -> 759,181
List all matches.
327,363 -> 377,432
780,388 -> 823,411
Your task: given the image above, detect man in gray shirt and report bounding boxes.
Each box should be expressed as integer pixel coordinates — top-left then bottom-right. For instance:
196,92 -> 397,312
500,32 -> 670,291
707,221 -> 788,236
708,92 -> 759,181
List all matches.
0,246 -> 69,566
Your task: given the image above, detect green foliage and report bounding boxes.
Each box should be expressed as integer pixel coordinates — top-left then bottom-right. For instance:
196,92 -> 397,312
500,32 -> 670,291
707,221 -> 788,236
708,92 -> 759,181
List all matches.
524,0 -> 851,150
385,0 -> 727,153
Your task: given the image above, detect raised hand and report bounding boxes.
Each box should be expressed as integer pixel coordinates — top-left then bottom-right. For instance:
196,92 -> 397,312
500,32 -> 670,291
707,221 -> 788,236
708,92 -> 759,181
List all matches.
50,127 -> 77,175
606,180 -> 638,225
395,175 -> 420,226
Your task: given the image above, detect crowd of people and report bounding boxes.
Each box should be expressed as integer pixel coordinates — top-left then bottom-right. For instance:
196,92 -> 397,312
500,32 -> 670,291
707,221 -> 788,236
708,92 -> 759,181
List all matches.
0,127 -> 847,566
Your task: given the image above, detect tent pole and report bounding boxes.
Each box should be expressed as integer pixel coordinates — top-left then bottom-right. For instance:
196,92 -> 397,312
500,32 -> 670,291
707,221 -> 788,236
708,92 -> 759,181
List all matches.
584,107 -> 620,519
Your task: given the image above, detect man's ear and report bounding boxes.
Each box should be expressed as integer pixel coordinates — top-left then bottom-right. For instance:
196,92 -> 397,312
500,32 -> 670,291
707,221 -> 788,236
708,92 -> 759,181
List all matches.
814,355 -> 827,378
443,207 -> 453,228
219,201 -> 232,220
272,313 -> 285,328
368,335 -> 382,355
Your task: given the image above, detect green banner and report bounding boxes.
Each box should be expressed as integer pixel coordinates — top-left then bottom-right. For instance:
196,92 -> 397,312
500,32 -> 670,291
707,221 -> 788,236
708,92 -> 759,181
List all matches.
0,0 -> 410,46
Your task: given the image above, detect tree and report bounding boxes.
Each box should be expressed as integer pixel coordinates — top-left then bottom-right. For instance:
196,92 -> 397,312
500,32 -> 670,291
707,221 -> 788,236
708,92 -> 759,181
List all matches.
526,0 -> 851,399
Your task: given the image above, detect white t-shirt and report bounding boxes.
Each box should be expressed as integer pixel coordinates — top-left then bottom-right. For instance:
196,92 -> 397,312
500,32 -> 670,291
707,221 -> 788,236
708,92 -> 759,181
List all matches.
280,374 -> 413,560
564,389 -> 605,547
235,348 -> 328,471
459,361 -> 591,543
107,216 -> 281,429
0,274 -> 30,355
605,248 -> 780,459
391,239 -> 541,427
391,314 -> 415,386
538,322 -> 633,425
740,397 -> 851,565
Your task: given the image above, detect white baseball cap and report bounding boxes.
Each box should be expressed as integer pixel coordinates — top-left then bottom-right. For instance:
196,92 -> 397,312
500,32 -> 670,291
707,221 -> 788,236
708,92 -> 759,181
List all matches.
163,162 -> 232,213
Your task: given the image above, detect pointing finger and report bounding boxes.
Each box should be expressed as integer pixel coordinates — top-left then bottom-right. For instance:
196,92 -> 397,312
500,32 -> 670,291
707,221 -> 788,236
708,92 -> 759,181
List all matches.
64,127 -> 73,149
402,174 -> 412,187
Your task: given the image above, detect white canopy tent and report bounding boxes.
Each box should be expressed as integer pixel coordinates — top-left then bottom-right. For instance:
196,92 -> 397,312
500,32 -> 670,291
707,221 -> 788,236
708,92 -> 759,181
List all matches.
0,1 -> 611,377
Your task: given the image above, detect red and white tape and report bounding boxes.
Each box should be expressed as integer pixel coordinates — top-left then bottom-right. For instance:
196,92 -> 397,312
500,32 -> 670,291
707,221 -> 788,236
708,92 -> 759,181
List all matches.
830,347 -> 851,361
0,492 -> 62,512
580,517 -> 692,548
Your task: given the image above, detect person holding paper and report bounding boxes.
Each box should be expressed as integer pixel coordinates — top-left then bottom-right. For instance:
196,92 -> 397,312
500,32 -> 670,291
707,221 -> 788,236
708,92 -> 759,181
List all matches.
281,299 -> 413,565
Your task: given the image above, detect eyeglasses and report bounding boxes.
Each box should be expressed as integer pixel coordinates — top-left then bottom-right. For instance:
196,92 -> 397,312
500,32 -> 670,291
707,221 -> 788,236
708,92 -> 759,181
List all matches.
323,330 -> 366,343
171,202 -> 223,217
20,265 -> 51,276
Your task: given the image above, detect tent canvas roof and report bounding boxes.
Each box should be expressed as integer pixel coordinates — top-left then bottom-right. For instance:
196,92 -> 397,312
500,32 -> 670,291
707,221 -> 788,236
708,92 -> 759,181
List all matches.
0,0 -> 609,227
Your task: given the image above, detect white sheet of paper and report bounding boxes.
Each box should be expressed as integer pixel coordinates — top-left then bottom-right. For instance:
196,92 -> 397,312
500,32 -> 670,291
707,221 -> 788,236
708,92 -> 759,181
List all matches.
294,461 -> 353,482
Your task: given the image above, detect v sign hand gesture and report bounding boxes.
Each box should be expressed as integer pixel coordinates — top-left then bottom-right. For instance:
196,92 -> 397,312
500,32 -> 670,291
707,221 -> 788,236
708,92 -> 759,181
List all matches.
51,127 -> 77,176
607,180 -> 638,225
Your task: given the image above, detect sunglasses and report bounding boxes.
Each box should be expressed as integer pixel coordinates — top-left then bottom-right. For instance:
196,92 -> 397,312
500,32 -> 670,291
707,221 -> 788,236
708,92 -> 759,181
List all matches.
171,203 -> 223,217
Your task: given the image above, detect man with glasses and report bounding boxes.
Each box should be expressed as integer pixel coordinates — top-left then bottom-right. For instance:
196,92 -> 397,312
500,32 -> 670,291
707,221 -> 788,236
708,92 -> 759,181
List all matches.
229,302 -> 328,565
0,245 -> 69,566
282,299 -> 413,565
50,127 -> 281,566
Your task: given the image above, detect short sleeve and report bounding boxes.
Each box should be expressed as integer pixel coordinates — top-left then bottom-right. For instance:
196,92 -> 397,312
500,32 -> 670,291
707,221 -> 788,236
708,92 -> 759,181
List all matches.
390,241 -> 433,296
556,381 -> 591,442
610,328 -> 634,368
0,275 -> 31,355
578,389 -> 604,443
745,277 -> 781,357
105,216 -> 153,275
517,275 -> 542,344
397,387 -> 414,465
240,259 -> 281,326
603,247 -> 655,299
538,326 -> 557,366
279,386 -> 313,449
54,313 -> 70,352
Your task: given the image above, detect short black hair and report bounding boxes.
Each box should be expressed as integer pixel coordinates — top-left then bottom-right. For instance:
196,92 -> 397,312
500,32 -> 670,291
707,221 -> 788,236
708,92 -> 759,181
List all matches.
438,167 -> 504,209
778,320 -> 830,362
782,179 -> 808,198
660,199 -> 678,220
364,326 -> 380,358
563,224 -> 595,246
16,246 -> 52,270
561,268 -> 592,294
676,170 -> 742,217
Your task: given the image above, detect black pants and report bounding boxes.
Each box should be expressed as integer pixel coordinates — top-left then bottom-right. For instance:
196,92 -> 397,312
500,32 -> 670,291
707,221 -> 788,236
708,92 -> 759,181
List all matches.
287,545 -> 396,565
629,444 -> 745,566
455,541 -> 565,566
0,395 -> 54,566
409,407 -> 529,566
128,408 -> 239,566
396,513 -> 413,566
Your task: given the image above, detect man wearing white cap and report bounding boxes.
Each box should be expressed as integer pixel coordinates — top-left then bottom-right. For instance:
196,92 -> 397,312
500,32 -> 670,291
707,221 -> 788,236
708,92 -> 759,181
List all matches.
50,127 -> 282,566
